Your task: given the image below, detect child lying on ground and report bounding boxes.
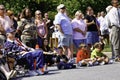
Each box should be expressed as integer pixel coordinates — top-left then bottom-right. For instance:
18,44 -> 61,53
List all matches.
56,47 -> 76,69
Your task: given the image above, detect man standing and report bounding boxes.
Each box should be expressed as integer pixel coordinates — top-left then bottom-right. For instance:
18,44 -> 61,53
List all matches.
106,0 -> 120,61
98,11 -> 109,45
54,4 -> 73,59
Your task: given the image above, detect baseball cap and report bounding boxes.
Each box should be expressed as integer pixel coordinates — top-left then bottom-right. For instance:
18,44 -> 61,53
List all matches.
35,10 -> 41,15
57,4 -> 65,10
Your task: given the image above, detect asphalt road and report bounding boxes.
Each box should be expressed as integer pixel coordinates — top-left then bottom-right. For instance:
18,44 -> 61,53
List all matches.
12,52 -> 120,80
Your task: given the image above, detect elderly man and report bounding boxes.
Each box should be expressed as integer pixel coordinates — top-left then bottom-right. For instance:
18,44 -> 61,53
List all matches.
54,4 -> 73,59
106,0 -> 120,61
4,30 -> 45,76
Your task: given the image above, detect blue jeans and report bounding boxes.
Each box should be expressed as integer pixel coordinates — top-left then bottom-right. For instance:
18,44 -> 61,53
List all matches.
21,50 -> 44,70
20,53 -> 33,70
57,62 -> 75,69
37,36 -> 43,47
29,50 -> 44,70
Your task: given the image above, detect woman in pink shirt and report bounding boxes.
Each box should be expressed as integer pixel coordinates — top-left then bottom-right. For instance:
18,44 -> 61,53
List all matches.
71,10 -> 87,51
35,10 -> 48,47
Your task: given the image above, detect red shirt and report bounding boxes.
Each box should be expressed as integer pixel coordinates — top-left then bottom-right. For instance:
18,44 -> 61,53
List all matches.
76,49 -> 90,63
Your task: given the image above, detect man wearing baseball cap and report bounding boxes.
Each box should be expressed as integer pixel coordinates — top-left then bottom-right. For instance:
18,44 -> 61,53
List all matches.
54,4 -> 73,59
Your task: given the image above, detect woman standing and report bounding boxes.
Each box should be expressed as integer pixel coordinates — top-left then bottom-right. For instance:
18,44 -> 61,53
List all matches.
35,10 -> 48,47
17,8 -> 37,48
71,10 -> 87,51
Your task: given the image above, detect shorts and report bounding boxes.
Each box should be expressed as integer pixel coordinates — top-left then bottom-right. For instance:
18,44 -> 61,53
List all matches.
73,39 -> 86,48
86,31 -> 99,45
58,34 -> 73,47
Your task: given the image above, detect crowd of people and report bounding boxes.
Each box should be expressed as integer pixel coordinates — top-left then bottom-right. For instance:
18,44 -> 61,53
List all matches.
0,0 -> 120,79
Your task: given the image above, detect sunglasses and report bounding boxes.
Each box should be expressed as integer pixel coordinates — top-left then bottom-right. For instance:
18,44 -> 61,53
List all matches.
0,8 -> 4,10
61,7 -> 66,9
36,13 -> 41,15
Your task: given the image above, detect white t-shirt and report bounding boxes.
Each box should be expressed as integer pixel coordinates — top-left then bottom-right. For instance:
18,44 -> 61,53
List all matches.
0,15 -> 13,33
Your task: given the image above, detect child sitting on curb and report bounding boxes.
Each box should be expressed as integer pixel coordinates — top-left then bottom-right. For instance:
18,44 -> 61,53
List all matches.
56,47 -> 76,70
91,42 -> 113,65
76,44 -> 96,67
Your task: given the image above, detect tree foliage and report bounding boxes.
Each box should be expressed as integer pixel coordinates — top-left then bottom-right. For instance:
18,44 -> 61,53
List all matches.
0,0 -> 117,19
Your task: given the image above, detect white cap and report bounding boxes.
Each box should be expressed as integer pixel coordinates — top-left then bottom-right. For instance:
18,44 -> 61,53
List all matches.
106,5 -> 112,12
57,4 -> 65,10
35,10 -> 41,15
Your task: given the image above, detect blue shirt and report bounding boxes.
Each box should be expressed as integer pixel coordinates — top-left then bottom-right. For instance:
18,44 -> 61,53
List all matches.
54,13 -> 73,35
4,40 -> 24,53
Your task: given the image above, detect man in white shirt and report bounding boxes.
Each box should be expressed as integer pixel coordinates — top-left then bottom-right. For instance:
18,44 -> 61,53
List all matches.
106,0 -> 120,61
98,11 -> 109,44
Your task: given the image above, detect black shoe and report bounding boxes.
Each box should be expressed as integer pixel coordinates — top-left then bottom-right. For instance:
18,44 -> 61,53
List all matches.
72,65 -> 76,68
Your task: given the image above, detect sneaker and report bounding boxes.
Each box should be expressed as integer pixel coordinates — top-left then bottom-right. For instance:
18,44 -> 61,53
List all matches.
68,58 -> 76,64
93,61 -> 99,66
77,61 -> 82,67
87,63 -> 93,67
36,70 -> 44,75
100,61 -> 105,65
25,70 -> 38,76
108,59 -> 114,64
61,66 -> 65,69
44,70 -> 49,74
72,65 -> 76,68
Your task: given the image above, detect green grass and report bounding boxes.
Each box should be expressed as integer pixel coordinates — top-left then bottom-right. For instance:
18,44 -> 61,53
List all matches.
103,44 -> 111,52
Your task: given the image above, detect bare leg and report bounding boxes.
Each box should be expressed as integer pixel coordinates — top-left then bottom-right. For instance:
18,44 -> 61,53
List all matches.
0,65 -> 13,80
68,44 -> 74,59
